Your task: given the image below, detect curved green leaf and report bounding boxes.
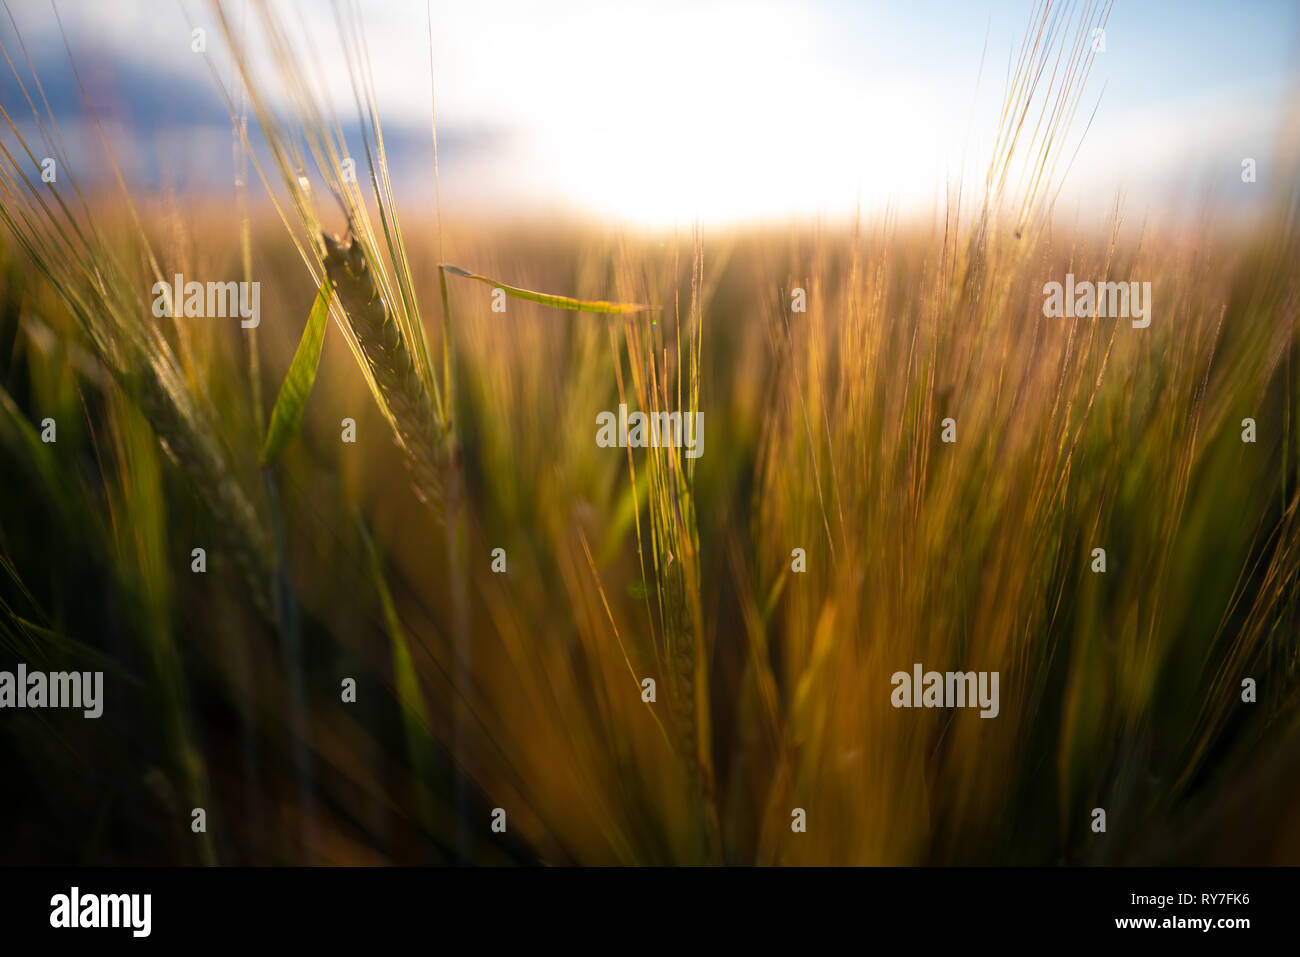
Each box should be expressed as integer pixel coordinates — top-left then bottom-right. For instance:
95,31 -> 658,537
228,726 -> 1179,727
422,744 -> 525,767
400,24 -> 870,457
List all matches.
441,263 -> 658,314
259,280 -> 332,466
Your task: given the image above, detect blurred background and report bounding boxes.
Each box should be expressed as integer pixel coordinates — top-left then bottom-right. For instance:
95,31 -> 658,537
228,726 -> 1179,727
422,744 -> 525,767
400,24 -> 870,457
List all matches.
3,0 -> 1298,227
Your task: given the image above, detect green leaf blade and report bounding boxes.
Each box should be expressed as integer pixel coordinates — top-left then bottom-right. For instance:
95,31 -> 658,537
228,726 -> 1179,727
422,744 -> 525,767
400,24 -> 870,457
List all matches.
441,263 -> 658,314
259,280 -> 332,467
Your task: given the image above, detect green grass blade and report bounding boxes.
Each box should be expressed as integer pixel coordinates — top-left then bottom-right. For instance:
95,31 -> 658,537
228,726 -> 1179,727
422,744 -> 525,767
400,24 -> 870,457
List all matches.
441,263 -> 658,314
356,515 -> 437,835
259,280 -> 332,466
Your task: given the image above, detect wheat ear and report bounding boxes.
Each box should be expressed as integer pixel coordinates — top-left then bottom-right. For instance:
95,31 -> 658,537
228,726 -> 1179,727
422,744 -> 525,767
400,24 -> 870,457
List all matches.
124,359 -> 275,621
322,232 -> 447,512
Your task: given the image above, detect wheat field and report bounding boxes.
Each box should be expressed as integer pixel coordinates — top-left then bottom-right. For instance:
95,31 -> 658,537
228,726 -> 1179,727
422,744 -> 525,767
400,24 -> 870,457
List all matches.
1,0 -> 1299,867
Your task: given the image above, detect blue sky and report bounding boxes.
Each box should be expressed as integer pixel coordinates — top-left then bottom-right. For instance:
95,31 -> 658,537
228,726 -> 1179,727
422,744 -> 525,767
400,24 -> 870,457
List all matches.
2,0 -> 1296,228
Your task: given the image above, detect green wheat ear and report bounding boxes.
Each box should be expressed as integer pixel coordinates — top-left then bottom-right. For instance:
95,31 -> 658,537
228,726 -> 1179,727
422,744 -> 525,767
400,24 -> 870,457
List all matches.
322,231 -> 448,511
